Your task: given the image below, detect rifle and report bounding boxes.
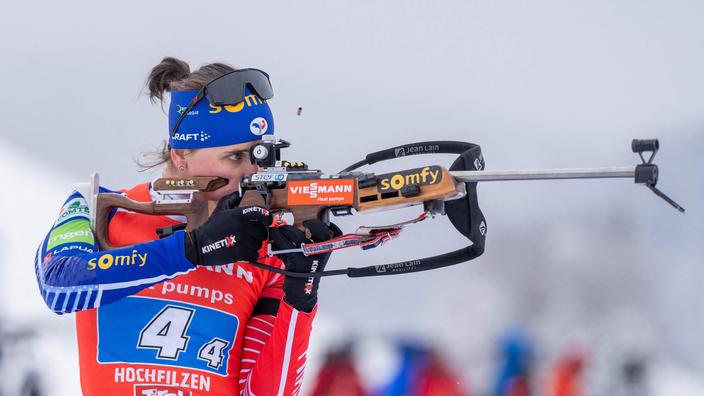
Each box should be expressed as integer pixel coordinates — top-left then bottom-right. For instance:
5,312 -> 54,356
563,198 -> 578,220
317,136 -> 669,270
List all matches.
78,138 -> 683,278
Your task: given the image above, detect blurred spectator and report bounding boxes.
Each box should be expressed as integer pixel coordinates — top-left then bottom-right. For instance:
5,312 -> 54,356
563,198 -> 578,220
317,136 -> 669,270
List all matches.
311,342 -> 367,396
547,347 -> 586,396
609,355 -> 650,396
414,350 -> 465,396
0,324 -> 43,396
492,329 -> 533,396
379,342 -> 465,396
378,343 -> 421,396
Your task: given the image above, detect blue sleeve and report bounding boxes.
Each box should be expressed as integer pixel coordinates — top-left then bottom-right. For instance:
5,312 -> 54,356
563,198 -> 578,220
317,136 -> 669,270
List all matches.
35,189 -> 195,314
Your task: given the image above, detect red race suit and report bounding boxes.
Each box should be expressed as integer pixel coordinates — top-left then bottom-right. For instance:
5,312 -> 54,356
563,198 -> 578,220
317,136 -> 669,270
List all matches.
35,182 -> 316,396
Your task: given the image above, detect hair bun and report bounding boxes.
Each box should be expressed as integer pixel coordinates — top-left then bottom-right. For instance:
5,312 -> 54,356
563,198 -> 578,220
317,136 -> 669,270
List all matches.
146,57 -> 191,104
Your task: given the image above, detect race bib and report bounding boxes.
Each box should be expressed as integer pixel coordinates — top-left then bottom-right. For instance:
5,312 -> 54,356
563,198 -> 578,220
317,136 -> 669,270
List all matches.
97,296 -> 238,376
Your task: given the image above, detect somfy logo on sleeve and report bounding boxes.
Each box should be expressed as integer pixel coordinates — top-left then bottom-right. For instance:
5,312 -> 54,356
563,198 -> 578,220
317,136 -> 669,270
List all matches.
86,250 -> 148,270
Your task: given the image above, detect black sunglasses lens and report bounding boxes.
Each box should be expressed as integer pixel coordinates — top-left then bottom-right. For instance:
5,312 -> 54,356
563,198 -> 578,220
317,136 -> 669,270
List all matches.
206,69 -> 273,106
248,75 -> 273,100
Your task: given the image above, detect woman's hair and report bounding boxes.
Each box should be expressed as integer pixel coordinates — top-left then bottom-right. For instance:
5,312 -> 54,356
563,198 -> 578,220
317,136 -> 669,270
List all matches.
137,57 -> 236,171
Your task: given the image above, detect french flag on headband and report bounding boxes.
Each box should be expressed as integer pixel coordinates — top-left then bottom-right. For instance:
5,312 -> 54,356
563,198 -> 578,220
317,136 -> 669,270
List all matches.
168,88 -> 275,149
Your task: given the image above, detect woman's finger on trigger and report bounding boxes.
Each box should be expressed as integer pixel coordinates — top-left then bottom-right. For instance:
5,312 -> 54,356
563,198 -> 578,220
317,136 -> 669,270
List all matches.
302,219 -> 334,242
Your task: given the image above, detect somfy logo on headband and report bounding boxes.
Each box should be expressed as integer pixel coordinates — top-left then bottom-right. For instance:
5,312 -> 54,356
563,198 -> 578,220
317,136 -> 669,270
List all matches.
250,117 -> 268,135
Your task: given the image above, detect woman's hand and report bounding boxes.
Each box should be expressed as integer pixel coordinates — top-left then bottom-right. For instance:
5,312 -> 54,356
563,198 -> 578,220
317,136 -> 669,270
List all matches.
270,219 -> 342,313
184,206 -> 271,267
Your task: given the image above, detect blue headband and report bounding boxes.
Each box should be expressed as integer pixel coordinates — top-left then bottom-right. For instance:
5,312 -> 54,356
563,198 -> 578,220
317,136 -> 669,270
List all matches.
168,89 -> 275,149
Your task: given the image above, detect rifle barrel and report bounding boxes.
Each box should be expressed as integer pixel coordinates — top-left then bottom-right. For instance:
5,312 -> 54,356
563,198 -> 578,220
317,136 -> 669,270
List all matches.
451,166 -> 635,182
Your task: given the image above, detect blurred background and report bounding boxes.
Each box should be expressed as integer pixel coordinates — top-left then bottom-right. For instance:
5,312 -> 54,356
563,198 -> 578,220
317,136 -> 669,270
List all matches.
1,0 -> 702,395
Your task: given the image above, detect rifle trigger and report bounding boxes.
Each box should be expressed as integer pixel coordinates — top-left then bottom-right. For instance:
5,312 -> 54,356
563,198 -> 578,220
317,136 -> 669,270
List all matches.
156,223 -> 187,239
255,183 -> 272,209
423,200 -> 445,216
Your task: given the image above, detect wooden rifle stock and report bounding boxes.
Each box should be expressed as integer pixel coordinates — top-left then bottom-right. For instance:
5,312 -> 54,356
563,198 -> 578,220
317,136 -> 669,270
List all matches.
94,167 -> 461,250
95,177 -> 225,250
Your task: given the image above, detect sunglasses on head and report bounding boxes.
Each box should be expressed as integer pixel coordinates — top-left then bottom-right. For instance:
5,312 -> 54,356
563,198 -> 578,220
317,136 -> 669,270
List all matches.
171,68 -> 274,136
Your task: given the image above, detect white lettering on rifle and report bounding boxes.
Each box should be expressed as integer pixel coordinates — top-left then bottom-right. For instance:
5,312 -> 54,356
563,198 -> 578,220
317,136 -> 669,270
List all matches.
251,173 -> 288,182
289,183 -> 353,198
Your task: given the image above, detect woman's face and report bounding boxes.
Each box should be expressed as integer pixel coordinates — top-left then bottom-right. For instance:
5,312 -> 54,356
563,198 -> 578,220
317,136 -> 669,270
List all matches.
181,141 -> 261,201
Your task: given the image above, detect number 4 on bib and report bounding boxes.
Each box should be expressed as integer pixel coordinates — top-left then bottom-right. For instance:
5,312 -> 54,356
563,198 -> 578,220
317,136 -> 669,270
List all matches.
137,305 -> 194,359
198,338 -> 230,370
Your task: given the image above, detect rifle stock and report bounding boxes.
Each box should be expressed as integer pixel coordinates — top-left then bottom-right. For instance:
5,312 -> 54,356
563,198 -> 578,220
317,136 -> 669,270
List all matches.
93,167 -> 461,250
94,177 -> 223,250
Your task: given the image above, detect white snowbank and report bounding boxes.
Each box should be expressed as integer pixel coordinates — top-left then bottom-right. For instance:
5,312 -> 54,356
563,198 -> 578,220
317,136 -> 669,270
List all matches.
0,137 -> 81,395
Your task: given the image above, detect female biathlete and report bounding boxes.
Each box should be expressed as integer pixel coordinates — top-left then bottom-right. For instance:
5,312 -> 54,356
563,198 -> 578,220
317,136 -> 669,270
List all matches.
34,57 -> 339,396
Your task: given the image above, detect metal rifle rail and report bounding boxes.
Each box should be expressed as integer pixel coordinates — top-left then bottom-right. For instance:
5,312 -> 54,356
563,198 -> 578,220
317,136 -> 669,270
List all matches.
450,166 -> 635,182
451,165 -> 685,213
